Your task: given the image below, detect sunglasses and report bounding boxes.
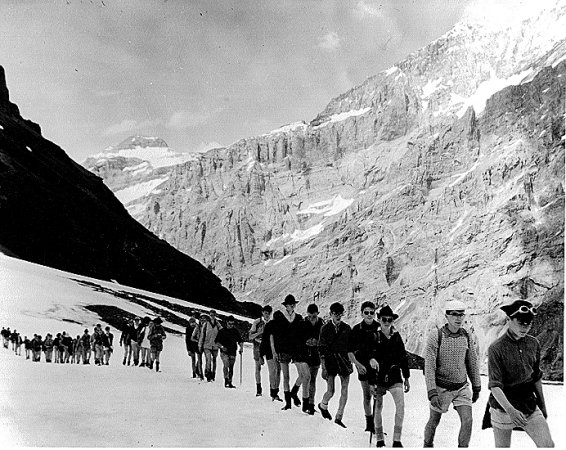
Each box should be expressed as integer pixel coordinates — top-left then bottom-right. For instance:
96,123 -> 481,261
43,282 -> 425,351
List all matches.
363,310 -> 375,316
447,312 -> 465,317
380,317 -> 394,323
332,311 -> 344,316
510,306 -> 537,317
516,318 -> 533,326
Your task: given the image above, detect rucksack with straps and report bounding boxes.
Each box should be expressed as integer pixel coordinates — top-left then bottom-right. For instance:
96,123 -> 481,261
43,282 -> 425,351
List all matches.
423,326 -> 472,374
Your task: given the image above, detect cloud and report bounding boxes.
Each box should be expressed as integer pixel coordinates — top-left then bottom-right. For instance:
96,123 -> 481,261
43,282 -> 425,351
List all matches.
166,108 -> 222,130
353,0 -> 387,20
102,119 -> 160,136
318,32 -> 341,52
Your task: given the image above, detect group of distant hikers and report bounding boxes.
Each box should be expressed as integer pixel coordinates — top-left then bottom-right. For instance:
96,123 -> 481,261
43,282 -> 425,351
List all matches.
3,295 -> 553,448
1,315 -> 167,371
184,296 -> 554,448
2,324 -> 115,365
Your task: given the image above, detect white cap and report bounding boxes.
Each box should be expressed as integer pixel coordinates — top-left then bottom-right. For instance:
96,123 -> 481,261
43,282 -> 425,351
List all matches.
445,300 -> 466,312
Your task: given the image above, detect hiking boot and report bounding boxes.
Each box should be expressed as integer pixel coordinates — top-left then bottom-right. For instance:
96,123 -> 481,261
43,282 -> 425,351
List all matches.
307,402 -> 315,415
282,391 -> 292,410
302,398 -> 310,413
256,384 -> 262,397
365,415 -> 375,433
270,388 -> 283,402
318,403 -> 332,420
334,418 -> 347,428
290,385 -> 301,406
392,441 -> 403,448
139,362 -> 145,368
148,361 -> 153,370
375,440 -> 386,448
155,362 -> 160,372
122,358 -> 126,365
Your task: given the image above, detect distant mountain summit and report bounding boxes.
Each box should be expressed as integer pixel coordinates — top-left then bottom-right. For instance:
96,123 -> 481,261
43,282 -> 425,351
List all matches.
83,135 -> 198,218
113,135 -> 169,150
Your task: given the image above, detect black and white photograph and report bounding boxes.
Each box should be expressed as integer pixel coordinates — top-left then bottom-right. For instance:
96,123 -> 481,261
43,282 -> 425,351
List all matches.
0,0 -> 564,447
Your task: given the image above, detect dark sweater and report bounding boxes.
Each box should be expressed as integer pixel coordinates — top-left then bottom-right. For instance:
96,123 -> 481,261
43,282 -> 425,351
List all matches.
215,327 -> 242,356
349,320 -> 380,366
370,330 -> 410,386
272,312 -> 304,357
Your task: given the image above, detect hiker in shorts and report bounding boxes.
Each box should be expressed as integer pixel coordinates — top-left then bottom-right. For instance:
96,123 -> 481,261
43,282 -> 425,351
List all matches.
191,313 -> 206,380
148,317 -> 166,372
487,299 -> 554,448
348,301 -> 381,434
215,315 -> 243,388
74,335 -> 82,364
138,317 -> 151,368
260,310 -> 282,401
248,305 -> 272,396
271,294 -> 308,411
199,310 -> 222,382
185,316 -> 200,378
24,336 -> 32,359
119,319 -> 135,366
43,333 -> 54,363
62,332 -> 73,363
32,334 -> 43,362
318,302 -> 353,428
92,324 -> 105,366
80,329 -> 91,364
131,317 -> 142,366
369,305 -> 410,448
302,303 -> 324,415
102,326 -> 114,365
423,300 -> 481,448
15,333 -> 23,356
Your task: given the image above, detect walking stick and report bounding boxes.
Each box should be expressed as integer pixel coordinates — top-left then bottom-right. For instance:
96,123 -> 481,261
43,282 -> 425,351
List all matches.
369,392 -> 377,446
239,350 -> 243,385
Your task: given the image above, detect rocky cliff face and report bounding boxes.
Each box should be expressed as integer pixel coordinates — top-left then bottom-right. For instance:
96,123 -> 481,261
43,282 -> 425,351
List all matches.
86,2 -> 564,378
0,66 -> 260,318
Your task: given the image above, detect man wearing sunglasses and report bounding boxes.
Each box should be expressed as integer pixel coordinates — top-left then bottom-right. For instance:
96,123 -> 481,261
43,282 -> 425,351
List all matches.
423,300 -> 481,448
487,300 -> 554,447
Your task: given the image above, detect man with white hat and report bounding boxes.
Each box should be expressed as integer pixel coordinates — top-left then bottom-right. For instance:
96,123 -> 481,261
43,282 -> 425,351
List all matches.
487,299 -> 553,447
423,299 -> 481,448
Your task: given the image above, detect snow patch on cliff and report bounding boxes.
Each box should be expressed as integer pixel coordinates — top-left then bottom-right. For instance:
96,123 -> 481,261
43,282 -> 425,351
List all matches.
297,195 -> 354,217
114,177 -> 169,204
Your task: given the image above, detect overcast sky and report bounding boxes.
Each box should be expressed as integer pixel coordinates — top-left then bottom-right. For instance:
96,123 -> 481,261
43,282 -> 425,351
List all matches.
0,0 -> 496,162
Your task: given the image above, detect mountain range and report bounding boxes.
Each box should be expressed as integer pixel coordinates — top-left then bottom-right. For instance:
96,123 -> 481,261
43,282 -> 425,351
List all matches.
84,1 -> 565,379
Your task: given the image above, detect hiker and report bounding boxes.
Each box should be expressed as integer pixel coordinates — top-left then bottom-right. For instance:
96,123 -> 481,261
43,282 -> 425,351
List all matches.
73,335 -> 82,364
24,336 -> 32,359
32,334 -> 43,362
318,302 -> 353,428
216,315 -> 244,388
119,319 -> 135,366
80,329 -> 91,364
271,294 -> 308,411
148,317 -> 166,372
423,300 -> 481,448
92,324 -> 105,366
102,326 -> 114,365
15,333 -> 23,356
249,305 -> 273,396
199,310 -> 222,382
138,317 -> 151,368
10,330 -> 18,352
302,303 -> 324,415
487,300 -> 554,448
62,331 -> 73,363
260,310 -> 282,401
191,313 -> 205,380
2,327 -> 10,348
131,317 -> 142,366
185,316 -> 200,378
43,333 -> 54,363
348,301 -> 381,434
369,305 -> 410,448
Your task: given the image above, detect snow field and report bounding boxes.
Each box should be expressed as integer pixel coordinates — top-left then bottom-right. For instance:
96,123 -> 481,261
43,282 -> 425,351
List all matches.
0,254 -> 564,447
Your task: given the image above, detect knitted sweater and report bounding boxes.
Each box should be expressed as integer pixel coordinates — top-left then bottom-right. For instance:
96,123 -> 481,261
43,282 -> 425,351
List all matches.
424,324 -> 481,399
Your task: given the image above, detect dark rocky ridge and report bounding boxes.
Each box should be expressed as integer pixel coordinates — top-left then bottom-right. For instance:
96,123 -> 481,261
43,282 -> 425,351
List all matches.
0,66 -> 260,318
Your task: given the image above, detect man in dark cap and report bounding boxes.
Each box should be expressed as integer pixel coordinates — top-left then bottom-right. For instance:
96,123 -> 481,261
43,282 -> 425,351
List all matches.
318,302 -> 352,428
487,299 -> 554,447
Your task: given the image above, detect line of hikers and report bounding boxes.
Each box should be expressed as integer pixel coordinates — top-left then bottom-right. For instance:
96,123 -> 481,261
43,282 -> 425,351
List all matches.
184,296 -> 553,448
2,324 -> 115,365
